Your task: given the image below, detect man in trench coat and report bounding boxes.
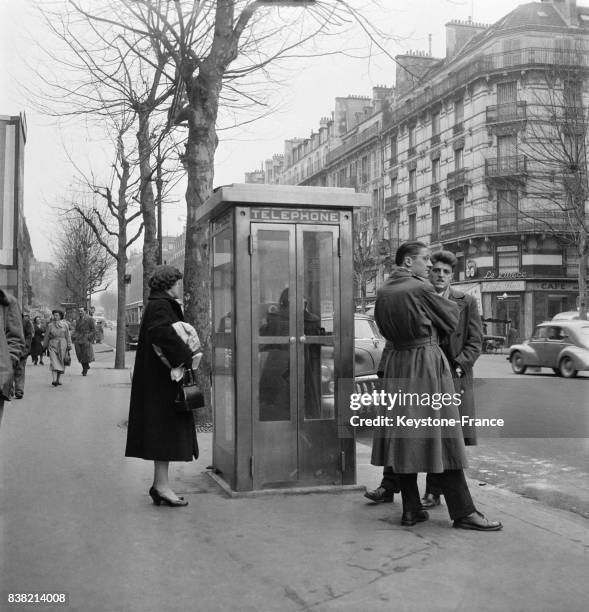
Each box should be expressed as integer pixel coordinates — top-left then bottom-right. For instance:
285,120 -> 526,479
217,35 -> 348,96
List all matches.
369,241 -> 501,530
365,250 -> 483,506
73,307 -> 95,376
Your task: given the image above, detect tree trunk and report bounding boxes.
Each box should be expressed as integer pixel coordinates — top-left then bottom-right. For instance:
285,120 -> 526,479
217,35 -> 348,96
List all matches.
578,223 -> 588,320
181,73 -> 221,421
115,254 -> 127,369
137,110 -> 158,303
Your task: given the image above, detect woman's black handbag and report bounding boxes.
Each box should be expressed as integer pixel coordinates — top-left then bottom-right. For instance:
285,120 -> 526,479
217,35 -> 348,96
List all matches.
175,367 -> 204,412
64,350 -> 71,367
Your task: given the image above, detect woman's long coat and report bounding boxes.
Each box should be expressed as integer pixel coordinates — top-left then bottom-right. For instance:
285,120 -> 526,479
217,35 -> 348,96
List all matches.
371,269 -> 468,473
30,323 -> 45,360
43,321 -> 72,373
125,291 -> 198,461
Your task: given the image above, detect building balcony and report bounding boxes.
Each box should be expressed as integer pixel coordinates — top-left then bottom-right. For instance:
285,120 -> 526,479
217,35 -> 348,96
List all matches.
486,101 -> 527,125
430,182 -> 440,194
446,168 -> 470,193
453,122 -> 464,135
407,191 -> 417,202
485,155 -> 527,180
384,194 -> 400,213
407,145 -> 416,158
430,133 -> 440,146
439,211 -> 572,242
325,122 -> 380,165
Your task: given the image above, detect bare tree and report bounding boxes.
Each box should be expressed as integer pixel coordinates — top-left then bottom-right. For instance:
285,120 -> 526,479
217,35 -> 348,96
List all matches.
53,213 -> 112,309
353,218 -> 378,312
68,119 -> 144,369
491,50 -> 589,319
33,0 -> 181,301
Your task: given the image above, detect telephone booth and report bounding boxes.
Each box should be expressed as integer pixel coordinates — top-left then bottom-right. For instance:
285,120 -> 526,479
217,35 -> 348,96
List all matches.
197,184 -> 369,492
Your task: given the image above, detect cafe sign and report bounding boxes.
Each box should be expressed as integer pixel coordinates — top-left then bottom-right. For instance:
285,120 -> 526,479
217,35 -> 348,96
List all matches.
482,280 -> 526,292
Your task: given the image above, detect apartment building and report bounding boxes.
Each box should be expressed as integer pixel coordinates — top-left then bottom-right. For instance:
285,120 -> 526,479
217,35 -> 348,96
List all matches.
248,0 -> 589,339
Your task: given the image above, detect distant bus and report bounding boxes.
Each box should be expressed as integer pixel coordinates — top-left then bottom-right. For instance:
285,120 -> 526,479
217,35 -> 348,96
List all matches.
125,300 -> 143,350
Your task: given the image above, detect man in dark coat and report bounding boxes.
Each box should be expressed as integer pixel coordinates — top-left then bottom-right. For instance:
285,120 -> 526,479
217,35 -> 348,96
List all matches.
73,307 -> 95,376
13,310 -> 33,399
369,241 -> 501,530
421,250 -> 482,507
0,288 -> 25,425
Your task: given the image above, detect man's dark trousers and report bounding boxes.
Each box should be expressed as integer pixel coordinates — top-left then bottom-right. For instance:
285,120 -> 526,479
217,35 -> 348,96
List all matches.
399,470 -> 475,520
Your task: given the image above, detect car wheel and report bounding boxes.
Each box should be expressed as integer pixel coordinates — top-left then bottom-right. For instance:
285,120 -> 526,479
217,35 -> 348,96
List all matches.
552,368 -> 561,376
558,356 -> 578,378
510,351 -> 527,374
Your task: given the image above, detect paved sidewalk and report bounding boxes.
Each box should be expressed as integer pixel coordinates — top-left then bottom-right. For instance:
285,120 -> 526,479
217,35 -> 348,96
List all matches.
1,352 -> 587,612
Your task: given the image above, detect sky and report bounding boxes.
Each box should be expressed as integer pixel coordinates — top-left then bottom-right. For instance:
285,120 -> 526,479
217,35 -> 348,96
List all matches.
0,0 -> 537,261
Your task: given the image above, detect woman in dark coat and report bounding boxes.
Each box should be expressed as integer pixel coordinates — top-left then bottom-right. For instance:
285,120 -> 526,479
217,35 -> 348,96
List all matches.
30,316 -> 45,365
125,265 -> 198,507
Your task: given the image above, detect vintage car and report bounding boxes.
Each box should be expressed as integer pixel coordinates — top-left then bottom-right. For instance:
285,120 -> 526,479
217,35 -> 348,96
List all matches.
552,311 -> 580,321
319,313 -> 384,416
508,320 -> 589,378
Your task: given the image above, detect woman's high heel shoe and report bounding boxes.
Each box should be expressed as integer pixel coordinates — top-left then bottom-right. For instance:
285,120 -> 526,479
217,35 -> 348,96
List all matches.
149,487 -> 188,507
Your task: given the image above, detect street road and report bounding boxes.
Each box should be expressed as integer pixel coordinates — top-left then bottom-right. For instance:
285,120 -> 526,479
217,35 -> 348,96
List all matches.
360,353 -> 589,518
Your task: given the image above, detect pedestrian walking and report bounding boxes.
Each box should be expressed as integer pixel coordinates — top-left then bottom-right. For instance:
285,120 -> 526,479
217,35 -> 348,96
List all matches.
125,265 -> 199,507
13,310 -> 33,399
370,241 -> 501,531
30,316 -> 45,365
73,307 -> 95,376
0,288 -> 25,425
43,309 -> 72,387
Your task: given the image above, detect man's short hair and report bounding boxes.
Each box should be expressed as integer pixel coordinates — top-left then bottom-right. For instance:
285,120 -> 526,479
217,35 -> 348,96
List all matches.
394,241 -> 428,267
431,250 -> 458,270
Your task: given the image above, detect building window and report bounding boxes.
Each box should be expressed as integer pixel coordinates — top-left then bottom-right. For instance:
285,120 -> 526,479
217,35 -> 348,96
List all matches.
408,124 -> 416,155
454,147 -> 463,170
431,205 -> 440,239
497,81 -> 517,119
432,157 -> 439,183
455,198 -> 464,222
390,135 -> 398,163
497,134 -> 517,170
431,111 -> 440,137
408,212 -> 416,240
409,168 -> 416,193
565,247 -> 579,277
497,245 -> 520,274
361,156 -> 368,182
454,97 -> 464,124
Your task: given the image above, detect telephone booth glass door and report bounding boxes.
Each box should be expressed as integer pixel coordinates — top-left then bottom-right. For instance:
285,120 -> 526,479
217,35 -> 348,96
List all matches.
251,223 -> 341,488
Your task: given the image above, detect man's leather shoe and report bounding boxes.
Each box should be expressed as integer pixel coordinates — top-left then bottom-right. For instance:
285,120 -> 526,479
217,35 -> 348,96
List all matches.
421,493 -> 441,508
364,487 -> 395,503
401,509 -> 429,526
453,510 -> 502,531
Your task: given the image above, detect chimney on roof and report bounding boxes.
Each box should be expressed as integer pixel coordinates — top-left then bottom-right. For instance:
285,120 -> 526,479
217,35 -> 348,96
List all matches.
372,85 -> 394,112
395,51 -> 438,97
541,0 -> 578,25
445,18 -> 488,60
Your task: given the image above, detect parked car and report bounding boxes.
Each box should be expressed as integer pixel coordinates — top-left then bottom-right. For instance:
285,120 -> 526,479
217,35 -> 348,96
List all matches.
508,320 -> 589,378
552,311 -> 580,321
125,322 -> 140,351
319,313 -> 384,416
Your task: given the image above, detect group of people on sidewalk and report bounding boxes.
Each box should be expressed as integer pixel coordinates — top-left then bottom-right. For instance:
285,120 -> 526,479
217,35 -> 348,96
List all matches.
364,243 -> 501,531
0,294 -> 99,416
124,249 -> 501,533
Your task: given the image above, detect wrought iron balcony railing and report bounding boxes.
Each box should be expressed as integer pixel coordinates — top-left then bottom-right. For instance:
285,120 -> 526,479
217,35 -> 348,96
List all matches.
453,122 -> 464,135
446,168 -> 470,192
384,194 -> 400,212
439,211 -> 572,241
486,101 -> 527,124
485,155 -> 527,178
